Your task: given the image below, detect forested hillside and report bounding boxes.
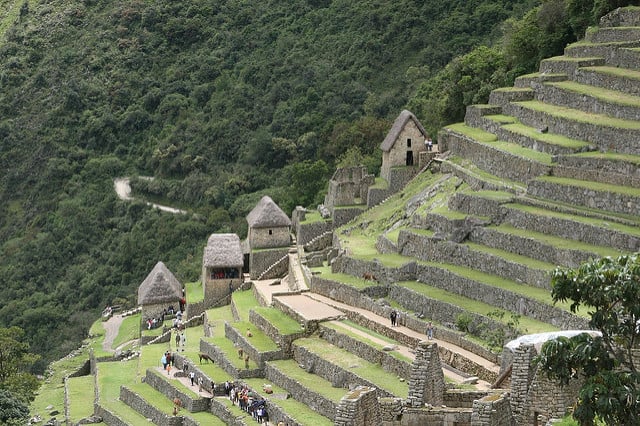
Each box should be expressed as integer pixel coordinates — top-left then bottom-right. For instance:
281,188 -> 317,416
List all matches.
0,0 -> 627,373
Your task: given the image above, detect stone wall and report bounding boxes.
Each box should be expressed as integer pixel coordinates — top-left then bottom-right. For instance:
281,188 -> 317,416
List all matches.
333,206 -> 367,228
380,120 -> 426,182
295,219 -> 333,246
249,248 -> 289,280
407,341 -> 445,407
334,386 -> 381,426
445,131 -> 551,183
553,162 -> 640,189
249,309 -> 307,356
471,392 -> 514,426
198,338 -> 261,379
263,361 -> 338,420
527,178 -> 640,216
367,186 -> 394,209
144,368 -> 210,413
444,390 -> 493,409
224,321 -> 285,370
398,230 -> 551,289
119,386 -> 182,425
248,226 -> 290,250
94,405 -> 129,426
414,263 -> 587,330
387,166 -> 419,194
292,343 -> 394,398
209,397 -> 246,425
324,166 -> 374,210
204,278 -> 242,310
318,323 -> 412,380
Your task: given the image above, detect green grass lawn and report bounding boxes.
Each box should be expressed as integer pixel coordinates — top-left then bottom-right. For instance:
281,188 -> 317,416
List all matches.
67,375 -> 95,422
232,289 -> 259,322
112,314 -> 141,350
516,100 -> 640,130
253,306 -> 304,335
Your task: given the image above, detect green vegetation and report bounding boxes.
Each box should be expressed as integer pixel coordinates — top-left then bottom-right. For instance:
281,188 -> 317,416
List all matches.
516,100 -> 640,129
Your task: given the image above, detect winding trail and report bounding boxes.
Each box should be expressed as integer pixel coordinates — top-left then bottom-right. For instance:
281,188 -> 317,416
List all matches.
113,177 -> 187,214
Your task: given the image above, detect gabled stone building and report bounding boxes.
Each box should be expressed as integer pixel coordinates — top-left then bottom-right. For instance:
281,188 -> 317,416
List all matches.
245,195 -> 292,279
202,233 -> 244,305
137,261 -> 182,322
380,110 -> 430,191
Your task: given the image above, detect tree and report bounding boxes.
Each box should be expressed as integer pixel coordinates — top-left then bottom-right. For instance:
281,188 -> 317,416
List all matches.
0,327 -> 40,405
536,254 -> 640,425
0,389 -> 29,426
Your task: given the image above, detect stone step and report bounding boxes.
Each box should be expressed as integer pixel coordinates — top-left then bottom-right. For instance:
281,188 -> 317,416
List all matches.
535,80 -> 640,121
487,87 -> 534,106
599,7 -> 640,28
527,175 -> 640,216
502,100 -> 640,155
263,359 -> 342,421
443,124 -> 552,183
538,56 -> 605,76
575,65 -> 640,97
564,40 -> 640,69
584,26 -> 640,43
399,227 -> 553,289
437,156 -> 525,194
414,262 -> 588,330
514,71 -> 569,88
468,223 -> 622,270
552,151 -> 640,188
293,337 -> 409,398
449,191 -> 640,252
492,119 -> 593,156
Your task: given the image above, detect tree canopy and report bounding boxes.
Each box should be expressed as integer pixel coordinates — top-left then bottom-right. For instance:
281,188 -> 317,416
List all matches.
537,254 -> 640,425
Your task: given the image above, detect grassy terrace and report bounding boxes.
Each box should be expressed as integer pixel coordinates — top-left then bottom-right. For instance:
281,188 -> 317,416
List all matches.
445,157 -> 526,192
232,289 -> 260,322
254,306 -> 305,335
534,175 -> 640,197
309,265 -> 383,290
294,337 -> 409,398
581,65 -> 640,81
266,359 -> 348,402
460,189 -> 515,202
485,223 -> 624,258
498,120 -> 592,150
568,150 -> 640,164
323,320 -> 413,363
66,375 -> 95,423
229,320 -> 280,352
514,100 -> 640,129
464,241 -> 556,271
398,280 -> 559,334
203,334 -> 260,370
419,260 -> 585,317
243,376 -> 335,426
548,80 -> 640,107
96,362 -> 148,425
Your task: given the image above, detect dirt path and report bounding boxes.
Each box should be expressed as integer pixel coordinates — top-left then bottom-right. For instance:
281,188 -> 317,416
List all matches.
102,315 -> 125,353
113,177 -> 187,214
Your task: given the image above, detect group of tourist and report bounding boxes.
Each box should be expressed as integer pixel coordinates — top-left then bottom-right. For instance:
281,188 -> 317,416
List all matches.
226,382 -> 269,424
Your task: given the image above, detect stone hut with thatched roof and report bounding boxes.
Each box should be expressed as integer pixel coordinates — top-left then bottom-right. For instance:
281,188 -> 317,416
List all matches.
202,233 -> 244,305
245,195 -> 292,279
137,261 -> 182,322
380,110 -> 430,190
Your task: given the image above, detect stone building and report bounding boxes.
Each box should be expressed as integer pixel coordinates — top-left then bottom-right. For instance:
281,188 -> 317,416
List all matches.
202,233 -> 244,305
380,109 -> 430,188
137,261 -> 182,322
323,165 -> 375,227
245,195 -> 292,279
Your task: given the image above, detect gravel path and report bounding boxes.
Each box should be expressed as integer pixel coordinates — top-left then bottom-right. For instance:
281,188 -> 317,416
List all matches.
102,315 -> 124,353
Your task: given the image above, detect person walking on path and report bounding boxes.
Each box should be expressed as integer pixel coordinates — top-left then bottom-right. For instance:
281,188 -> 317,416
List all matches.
189,371 -> 195,386
390,310 -> 397,327
427,321 -> 434,340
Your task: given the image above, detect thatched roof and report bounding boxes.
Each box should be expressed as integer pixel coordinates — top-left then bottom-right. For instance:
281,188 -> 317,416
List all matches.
246,195 -> 291,228
380,110 -> 427,152
137,261 -> 182,305
203,233 -> 244,268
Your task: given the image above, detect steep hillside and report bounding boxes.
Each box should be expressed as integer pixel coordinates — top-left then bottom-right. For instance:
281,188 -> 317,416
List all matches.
0,0 -> 536,370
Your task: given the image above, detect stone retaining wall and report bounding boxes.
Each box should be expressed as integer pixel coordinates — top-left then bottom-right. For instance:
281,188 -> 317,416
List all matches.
249,249 -> 289,280
199,338 -> 261,379
527,178 -> 640,216
295,219 -> 333,246
318,323 -> 412,380
575,66 -> 640,97
264,361 -> 338,420
292,344 -> 394,398
224,322 -> 284,371
335,386 -> 380,426
95,405 -> 128,426
333,206 -> 366,227
249,309 -> 307,356
368,187 -> 394,208
144,368 -> 210,413
415,263 -> 587,329
209,397 -> 247,425
119,386 -> 181,425
534,81 -> 640,121
502,101 -> 640,155
398,230 -> 551,289
471,392 -> 514,426
552,161 -> 640,189
444,389 -> 493,408
446,131 -> 552,184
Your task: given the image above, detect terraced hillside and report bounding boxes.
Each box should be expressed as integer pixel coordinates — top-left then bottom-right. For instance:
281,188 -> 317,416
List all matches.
34,7 -> 640,426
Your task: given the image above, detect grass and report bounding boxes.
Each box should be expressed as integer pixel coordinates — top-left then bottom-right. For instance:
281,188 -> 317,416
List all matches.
229,321 -> 279,351
569,150 -> 640,164
548,80 -> 640,107
324,321 -> 413,363
535,175 -> 640,197
294,337 -> 409,398
398,280 -> 558,334
300,209 -> 326,224
309,266 -> 381,290
500,122 -> 591,150
464,241 -> 556,271
582,65 -> 640,81
67,375 -> 95,422
515,100 -> 640,130
185,280 -> 204,304
253,306 -> 305,335
112,314 -> 141,350
243,376 -> 335,426
266,360 -> 348,402
232,289 -> 259,322
446,123 -> 498,143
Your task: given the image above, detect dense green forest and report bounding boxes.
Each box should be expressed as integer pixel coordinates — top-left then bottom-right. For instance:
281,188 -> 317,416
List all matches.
0,0 -> 634,373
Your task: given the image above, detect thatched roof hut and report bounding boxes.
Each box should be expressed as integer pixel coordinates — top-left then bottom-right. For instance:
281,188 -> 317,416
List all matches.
246,195 -> 291,228
380,109 -> 428,153
202,233 -> 243,269
137,261 -> 182,306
